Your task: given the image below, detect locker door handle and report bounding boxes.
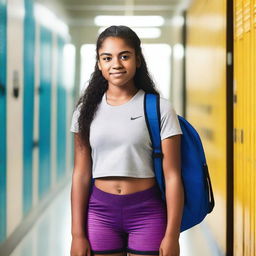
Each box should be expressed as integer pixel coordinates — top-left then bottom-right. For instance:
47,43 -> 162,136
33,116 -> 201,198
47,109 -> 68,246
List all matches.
33,140 -> 39,148
233,128 -> 244,144
12,70 -> 19,98
0,83 -> 5,95
233,128 -> 236,143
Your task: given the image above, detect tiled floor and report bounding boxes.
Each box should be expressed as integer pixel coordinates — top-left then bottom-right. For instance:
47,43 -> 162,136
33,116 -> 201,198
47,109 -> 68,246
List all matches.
10,183 -> 222,256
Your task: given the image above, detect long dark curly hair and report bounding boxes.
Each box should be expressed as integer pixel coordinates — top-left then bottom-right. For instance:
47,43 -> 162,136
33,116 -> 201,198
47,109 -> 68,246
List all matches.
75,25 -> 160,146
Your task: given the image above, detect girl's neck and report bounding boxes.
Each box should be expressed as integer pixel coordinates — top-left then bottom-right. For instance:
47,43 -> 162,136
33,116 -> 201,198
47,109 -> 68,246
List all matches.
106,86 -> 139,100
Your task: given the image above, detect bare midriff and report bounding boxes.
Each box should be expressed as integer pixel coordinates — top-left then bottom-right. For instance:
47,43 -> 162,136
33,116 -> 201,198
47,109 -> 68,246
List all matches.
94,176 -> 156,195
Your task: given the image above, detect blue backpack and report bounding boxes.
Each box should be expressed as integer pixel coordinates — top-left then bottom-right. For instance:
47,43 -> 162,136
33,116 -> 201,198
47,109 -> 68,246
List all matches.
144,93 -> 215,232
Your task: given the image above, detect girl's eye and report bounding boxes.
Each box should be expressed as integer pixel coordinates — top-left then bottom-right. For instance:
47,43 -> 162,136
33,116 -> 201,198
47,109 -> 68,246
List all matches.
103,57 -> 111,61
121,55 -> 129,60
102,55 -> 129,61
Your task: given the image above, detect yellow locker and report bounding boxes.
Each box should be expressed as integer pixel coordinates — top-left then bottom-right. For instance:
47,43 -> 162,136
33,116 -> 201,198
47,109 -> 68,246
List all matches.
234,0 -> 255,255
186,0 -> 227,254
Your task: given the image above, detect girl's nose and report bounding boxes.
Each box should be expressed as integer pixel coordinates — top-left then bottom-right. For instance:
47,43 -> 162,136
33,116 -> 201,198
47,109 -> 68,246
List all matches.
112,57 -> 123,68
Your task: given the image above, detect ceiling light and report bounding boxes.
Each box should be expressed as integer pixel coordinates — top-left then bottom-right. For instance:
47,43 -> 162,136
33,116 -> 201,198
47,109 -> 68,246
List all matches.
98,27 -> 161,39
94,15 -> 164,27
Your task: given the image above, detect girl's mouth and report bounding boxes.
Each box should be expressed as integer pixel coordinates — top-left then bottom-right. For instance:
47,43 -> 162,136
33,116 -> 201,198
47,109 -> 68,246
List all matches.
110,72 -> 126,77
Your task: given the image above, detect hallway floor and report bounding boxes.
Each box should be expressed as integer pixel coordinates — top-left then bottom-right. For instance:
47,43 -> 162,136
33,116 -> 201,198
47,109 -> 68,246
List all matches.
10,182 -> 222,256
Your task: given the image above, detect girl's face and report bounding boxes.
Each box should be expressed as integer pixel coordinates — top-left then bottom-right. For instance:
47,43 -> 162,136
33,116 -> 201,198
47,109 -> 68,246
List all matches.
97,36 -> 141,89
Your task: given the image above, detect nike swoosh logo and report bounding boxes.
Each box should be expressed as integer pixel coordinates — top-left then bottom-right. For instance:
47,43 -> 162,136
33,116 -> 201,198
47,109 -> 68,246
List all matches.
130,116 -> 142,120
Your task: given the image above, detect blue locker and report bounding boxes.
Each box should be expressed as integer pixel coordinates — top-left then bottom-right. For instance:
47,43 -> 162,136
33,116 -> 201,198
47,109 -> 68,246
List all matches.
23,0 -> 35,217
56,38 -> 67,180
39,26 -> 52,199
0,0 -> 7,243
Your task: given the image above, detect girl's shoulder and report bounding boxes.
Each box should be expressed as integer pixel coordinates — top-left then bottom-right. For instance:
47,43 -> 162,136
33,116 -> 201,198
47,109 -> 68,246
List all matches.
158,95 -> 177,118
143,91 -> 177,118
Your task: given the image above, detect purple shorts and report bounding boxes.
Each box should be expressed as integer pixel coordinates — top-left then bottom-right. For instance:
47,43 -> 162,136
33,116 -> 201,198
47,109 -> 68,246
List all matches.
85,183 -> 167,255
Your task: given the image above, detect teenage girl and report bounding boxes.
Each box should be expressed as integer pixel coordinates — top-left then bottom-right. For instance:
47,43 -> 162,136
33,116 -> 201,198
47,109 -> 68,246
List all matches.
70,25 -> 184,256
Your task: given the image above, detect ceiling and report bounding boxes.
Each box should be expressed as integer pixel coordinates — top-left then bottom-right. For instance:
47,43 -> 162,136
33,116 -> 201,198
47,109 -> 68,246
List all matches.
34,0 -> 192,95
35,0 -> 192,44
36,0 -> 192,27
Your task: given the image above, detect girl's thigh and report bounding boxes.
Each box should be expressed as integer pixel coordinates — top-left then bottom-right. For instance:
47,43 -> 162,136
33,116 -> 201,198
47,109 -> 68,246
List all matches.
86,195 -> 127,255
124,195 -> 167,255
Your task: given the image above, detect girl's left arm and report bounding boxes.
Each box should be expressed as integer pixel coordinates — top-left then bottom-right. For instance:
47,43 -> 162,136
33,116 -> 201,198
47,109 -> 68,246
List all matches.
161,134 -> 184,241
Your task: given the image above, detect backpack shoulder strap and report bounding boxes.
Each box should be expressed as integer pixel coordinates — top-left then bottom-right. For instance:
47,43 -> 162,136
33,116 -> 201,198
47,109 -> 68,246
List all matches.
144,93 -> 166,199
144,93 -> 162,156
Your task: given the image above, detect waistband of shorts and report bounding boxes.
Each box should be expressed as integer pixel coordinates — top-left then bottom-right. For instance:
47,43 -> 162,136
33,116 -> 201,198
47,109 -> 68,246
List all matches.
91,183 -> 162,206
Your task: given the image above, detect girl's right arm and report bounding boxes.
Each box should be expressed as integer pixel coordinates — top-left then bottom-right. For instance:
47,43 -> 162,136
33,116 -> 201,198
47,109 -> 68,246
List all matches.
70,133 -> 92,256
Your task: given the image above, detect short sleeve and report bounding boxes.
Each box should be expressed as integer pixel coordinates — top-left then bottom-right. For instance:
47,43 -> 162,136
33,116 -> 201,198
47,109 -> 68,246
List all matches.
160,98 -> 183,140
70,103 -> 82,133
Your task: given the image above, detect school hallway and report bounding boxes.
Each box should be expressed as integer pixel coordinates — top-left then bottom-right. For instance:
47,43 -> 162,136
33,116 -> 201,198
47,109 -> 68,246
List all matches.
2,0 -> 253,255
9,179 -> 222,256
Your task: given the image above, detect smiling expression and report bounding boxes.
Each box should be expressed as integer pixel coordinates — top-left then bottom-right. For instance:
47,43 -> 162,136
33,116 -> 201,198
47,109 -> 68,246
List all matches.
97,37 -> 141,88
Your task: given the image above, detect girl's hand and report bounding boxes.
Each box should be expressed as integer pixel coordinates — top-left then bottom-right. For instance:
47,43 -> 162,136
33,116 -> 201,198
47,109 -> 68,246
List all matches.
70,235 -> 91,256
159,235 -> 180,256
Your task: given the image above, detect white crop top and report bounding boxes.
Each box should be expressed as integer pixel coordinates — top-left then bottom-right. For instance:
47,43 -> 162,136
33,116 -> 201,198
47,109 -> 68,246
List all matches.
70,89 -> 183,178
